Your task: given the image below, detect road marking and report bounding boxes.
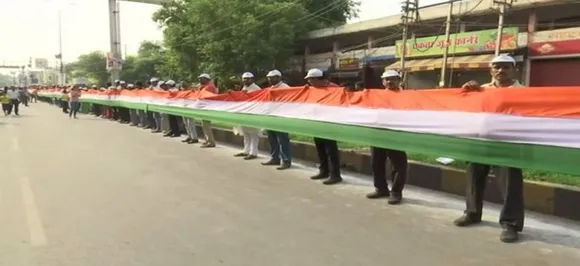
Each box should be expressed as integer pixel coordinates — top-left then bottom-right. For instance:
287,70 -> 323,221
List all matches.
19,177 -> 47,246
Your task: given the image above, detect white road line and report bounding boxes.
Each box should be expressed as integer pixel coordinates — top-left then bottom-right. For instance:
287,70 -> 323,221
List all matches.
19,177 -> 47,246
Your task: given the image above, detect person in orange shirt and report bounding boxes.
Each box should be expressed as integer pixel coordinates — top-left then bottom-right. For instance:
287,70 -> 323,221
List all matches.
198,73 -> 217,148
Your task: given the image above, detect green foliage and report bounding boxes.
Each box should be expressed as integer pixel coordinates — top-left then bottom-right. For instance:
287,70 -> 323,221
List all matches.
153,0 -> 357,86
67,0 -> 358,85
65,51 -> 109,86
120,41 -> 166,83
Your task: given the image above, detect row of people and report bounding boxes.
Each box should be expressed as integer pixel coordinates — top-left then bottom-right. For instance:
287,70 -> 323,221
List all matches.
49,55 -> 525,243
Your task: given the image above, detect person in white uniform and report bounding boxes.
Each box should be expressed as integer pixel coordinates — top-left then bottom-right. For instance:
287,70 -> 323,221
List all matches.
233,72 -> 262,160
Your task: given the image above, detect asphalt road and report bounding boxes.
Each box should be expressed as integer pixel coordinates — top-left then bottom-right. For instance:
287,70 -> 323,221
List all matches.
1,103 -> 580,266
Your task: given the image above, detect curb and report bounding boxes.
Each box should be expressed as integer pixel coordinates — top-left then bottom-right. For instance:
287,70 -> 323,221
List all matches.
206,126 -> 580,222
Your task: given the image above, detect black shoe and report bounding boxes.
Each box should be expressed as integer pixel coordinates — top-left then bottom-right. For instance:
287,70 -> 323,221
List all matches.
200,143 -> 216,148
182,137 -> 192,143
322,177 -> 342,185
244,155 -> 258,160
276,161 -> 291,170
234,152 -> 248,157
453,214 -> 482,227
261,160 -> 280,166
187,139 -> 199,144
310,173 -> 329,180
388,194 -> 402,205
500,225 -> 519,243
163,133 -> 173,137
366,190 -> 390,199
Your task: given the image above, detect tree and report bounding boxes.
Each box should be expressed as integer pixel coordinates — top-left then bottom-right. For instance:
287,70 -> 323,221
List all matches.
153,0 -> 358,86
120,41 -> 166,83
66,51 -> 109,85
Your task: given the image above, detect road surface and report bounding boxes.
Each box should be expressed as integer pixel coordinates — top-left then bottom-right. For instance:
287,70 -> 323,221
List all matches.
1,103 -> 580,266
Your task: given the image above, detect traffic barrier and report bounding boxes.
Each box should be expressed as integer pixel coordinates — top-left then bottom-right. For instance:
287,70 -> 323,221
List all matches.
38,86 -> 580,176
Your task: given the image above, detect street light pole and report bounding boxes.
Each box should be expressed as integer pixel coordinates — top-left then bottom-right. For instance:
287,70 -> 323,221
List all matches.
58,9 -> 64,84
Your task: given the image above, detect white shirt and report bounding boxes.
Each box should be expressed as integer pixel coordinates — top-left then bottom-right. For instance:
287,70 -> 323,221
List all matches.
271,81 -> 290,88
169,88 -> 179,92
242,83 -> 262,92
7,90 -> 19,99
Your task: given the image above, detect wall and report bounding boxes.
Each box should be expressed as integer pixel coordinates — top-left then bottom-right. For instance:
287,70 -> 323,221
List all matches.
407,72 -> 438,89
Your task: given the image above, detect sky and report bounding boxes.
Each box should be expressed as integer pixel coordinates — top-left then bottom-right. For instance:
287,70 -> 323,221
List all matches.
0,0 -> 444,69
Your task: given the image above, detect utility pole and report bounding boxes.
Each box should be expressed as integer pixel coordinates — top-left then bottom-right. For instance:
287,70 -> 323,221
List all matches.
439,1 -> 454,88
493,0 -> 513,56
399,0 -> 418,88
108,0 -> 122,83
58,9 -> 64,85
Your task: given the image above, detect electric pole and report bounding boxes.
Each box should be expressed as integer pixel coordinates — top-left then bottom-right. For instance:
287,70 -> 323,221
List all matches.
493,0 -> 514,56
399,0 -> 418,88
439,1 -> 454,88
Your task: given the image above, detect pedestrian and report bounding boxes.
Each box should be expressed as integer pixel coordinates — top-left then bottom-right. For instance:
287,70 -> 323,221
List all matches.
0,90 -> 10,115
61,88 -> 70,114
198,73 -> 217,148
6,87 -> 21,115
233,72 -> 262,160
261,70 -> 292,170
305,68 -> 342,185
365,70 -> 408,205
181,83 -> 200,144
69,87 -> 82,119
163,80 -> 181,138
127,84 -> 141,126
453,54 -> 525,243
151,79 -> 165,133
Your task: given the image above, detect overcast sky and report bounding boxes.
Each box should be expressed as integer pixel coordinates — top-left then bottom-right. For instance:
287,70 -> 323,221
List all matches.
0,0 -> 443,67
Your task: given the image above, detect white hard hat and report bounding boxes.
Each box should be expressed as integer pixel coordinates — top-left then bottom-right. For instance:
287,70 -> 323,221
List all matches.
127,84 -> 135,88
119,80 -> 126,84
304,68 -> 323,79
241,72 -> 254,79
150,77 -> 159,82
491,54 -> 516,65
266,70 -> 282,77
166,80 -> 176,86
91,85 -> 97,88
198,73 -> 211,79
381,70 -> 401,79
158,80 -> 166,86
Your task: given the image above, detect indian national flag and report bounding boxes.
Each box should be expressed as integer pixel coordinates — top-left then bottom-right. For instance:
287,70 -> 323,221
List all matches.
38,87 -> 580,175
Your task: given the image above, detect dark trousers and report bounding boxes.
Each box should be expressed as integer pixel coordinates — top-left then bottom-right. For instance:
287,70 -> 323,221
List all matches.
168,115 -> 180,136
61,101 -> 68,113
371,147 -> 408,194
7,99 -> 19,115
92,104 -> 102,116
147,111 -> 156,128
313,137 -> 340,177
112,107 -> 120,120
465,163 -> 525,231
267,131 -> 291,162
119,107 -> 131,122
69,102 -> 80,118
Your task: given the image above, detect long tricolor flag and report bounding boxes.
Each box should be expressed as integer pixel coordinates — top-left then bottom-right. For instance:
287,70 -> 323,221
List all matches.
38,87 -> 580,175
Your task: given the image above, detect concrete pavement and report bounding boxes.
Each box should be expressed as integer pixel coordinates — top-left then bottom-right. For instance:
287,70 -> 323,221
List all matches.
1,103 -> 580,266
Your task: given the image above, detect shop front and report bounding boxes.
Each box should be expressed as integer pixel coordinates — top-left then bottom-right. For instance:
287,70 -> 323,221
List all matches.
528,27 -> 580,86
386,27 -> 520,89
362,46 -> 396,88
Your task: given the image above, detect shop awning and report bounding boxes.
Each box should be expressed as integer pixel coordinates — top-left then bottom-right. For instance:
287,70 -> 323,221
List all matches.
329,71 -> 360,78
385,54 -> 524,72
